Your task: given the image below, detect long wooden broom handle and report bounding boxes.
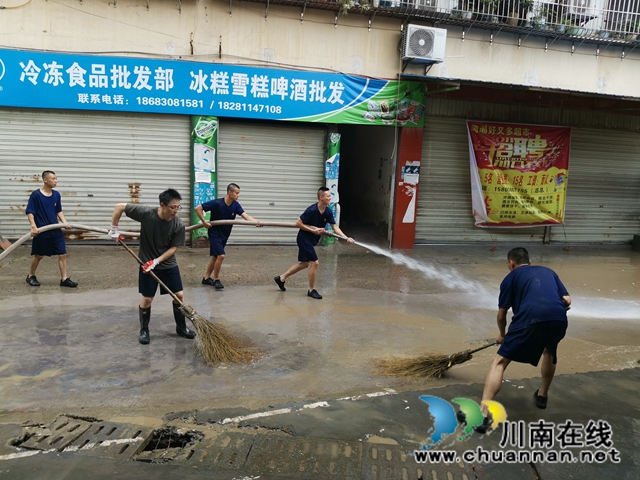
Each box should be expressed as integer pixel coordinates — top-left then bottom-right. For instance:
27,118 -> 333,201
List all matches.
116,238 -> 184,307
466,342 -> 497,355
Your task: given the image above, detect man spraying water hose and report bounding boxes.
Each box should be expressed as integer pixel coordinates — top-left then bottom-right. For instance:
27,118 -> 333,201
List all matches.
274,187 -> 354,300
108,189 -> 196,345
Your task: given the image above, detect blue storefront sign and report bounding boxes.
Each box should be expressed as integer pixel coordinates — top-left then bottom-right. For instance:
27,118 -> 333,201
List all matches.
0,49 -> 425,126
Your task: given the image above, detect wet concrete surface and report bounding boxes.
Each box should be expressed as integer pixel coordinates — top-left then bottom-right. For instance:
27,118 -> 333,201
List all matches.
0,240 -> 639,478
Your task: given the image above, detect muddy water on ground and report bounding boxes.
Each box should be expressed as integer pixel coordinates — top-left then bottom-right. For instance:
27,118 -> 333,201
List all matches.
0,244 -> 638,424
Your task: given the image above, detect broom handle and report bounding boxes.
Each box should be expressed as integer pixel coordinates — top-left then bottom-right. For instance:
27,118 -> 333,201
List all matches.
467,342 -> 497,355
117,238 -> 184,307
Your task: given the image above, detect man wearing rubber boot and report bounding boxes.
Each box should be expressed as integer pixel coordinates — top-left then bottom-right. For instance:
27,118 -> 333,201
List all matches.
108,189 -> 196,345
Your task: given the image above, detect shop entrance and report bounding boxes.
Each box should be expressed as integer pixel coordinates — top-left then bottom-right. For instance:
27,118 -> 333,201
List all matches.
337,124 -> 398,245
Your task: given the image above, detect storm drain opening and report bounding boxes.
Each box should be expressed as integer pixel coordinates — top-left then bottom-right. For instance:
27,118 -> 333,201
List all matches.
132,426 -> 204,463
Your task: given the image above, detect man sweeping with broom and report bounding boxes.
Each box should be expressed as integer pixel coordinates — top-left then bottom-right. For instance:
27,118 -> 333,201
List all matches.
478,247 -> 571,429
108,189 -> 196,345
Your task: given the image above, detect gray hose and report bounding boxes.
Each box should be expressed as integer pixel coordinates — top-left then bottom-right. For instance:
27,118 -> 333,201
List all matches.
0,220 -> 299,263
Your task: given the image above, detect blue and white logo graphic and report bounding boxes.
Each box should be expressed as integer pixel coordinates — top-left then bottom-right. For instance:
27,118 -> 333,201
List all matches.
419,395 -> 507,449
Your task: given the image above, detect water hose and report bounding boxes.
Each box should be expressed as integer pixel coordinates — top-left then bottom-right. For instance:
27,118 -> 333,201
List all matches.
0,220 -> 299,263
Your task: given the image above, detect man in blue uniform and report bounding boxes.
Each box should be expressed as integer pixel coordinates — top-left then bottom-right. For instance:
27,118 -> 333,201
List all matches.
25,170 -> 78,288
195,183 -> 260,289
274,187 -> 353,300
481,247 -> 571,415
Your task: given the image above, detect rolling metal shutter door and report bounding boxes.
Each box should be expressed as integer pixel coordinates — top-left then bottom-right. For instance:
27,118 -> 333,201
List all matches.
217,121 -> 326,244
415,117 -> 545,243
0,109 -> 191,240
552,128 -> 640,243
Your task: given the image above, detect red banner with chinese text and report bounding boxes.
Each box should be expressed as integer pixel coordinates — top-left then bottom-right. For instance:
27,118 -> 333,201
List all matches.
467,121 -> 571,227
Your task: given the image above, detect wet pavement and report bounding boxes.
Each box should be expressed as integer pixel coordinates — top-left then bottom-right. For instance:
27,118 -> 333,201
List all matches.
0,239 -> 639,478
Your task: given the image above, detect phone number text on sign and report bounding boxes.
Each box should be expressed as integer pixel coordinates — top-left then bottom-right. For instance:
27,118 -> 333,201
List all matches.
138,97 -> 203,108
214,101 -> 283,114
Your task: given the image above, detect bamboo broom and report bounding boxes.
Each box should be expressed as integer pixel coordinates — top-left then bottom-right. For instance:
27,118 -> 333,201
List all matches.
0,220 -> 326,363
117,238 -> 259,366
0,222 -> 279,365
375,342 -> 497,378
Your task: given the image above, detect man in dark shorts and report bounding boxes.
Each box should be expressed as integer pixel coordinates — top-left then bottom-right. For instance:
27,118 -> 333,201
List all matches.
480,247 -> 571,418
274,187 -> 354,300
25,170 -> 78,288
108,189 -> 196,345
195,183 -> 260,289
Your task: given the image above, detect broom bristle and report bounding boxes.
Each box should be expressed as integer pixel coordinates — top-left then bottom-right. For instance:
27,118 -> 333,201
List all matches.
375,350 -> 473,378
180,305 -> 262,365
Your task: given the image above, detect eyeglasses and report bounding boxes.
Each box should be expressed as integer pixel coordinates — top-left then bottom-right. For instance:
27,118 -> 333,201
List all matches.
166,205 -> 182,211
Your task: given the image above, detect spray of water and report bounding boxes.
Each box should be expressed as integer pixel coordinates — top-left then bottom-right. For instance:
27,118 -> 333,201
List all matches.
566,297 -> 640,320
354,241 -> 489,295
351,241 -> 639,321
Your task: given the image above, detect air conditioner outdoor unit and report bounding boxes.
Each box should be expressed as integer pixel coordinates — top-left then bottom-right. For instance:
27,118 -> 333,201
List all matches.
401,25 -> 447,64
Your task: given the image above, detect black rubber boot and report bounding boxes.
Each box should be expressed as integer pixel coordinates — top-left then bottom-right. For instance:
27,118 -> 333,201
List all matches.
139,306 -> 151,345
173,302 -> 196,339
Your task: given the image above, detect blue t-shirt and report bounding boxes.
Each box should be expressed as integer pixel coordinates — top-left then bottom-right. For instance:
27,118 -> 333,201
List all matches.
201,197 -> 245,241
499,265 -> 569,331
25,189 -> 63,239
297,204 -> 336,247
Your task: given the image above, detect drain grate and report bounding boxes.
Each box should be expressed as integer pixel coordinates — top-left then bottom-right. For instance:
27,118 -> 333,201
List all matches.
17,416 -> 92,452
131,426 -> 204,463
192,432 -> 256,470
244,434 -> 362,479
362,443 -> 474,480
62,421 -> 153,459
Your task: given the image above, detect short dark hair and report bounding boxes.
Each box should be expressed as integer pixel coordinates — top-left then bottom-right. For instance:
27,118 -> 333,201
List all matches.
507,247 -> 529,265
42,170 -> 55,179
317,187 -> 330,199
227,183 -> 240,193
159,188 -> 182,205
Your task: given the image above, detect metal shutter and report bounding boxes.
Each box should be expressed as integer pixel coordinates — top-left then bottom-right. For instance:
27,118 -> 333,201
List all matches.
551,128 -> 640,243
0,109 -> 190,241
217,121 -> 326,244
415,116 -> 546,243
